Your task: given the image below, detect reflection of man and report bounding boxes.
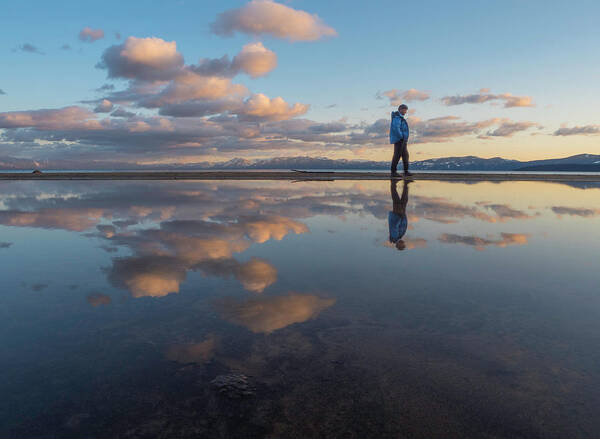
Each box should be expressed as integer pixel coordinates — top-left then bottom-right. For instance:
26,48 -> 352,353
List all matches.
388,180 -> 411,250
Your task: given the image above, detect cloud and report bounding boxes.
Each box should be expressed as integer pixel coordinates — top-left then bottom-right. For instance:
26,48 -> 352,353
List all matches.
104,214 -> 306,297
485,121 -> 541,137
94,99 -> 114,113
551,206 -> 600,218
0,89 -> 5,95
211,0 -> 337,42
165,336 -> 216,363
96,83 -> 115,92
141,70 -> 248,107
481,204 -> 536,221
15,43 -> 44,55
97,224 -> 116,238
87,292 -> 111,306
0,242 -> 12,248
110,107 -> 136,118
501,94 -> 535,108
109,254 -> 278,297
192,44 -> 275,81
157,91 -> 307,123
97,36 -> 185,81
197,257 -> 277,293
31,283 -> 49,291
553,125 -> 600,136
109,255 -> 186,298
0,106 -> 99,130
79,27 -> 105,43
408,116 -> 498,143
441,90 -> 534,108
232,42 -> 278,78
403,238 -> 427,250
0,30 -> 544,162
60,44 -> 72,51
193,42 -> 277,79
157,98 -> 241,117
377,88 -> 430,105
438,233 -> 529,250
236,93 -> 309,121
0,207 -> 107,231
216,292 -> 335,333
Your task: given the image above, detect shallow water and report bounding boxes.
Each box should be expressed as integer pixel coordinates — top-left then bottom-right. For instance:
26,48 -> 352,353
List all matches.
1,179 -> 599,438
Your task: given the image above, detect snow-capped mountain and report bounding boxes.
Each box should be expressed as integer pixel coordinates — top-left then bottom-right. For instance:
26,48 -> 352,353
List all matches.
2,154 -> 600,171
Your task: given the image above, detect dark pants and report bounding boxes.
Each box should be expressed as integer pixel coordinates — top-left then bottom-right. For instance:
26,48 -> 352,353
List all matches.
391,139 -> 409,173
391,179 -> 409,216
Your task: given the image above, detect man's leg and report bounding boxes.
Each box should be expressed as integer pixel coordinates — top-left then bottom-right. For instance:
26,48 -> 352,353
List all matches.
391,180 -> 401,211
401,139 -> 409,173
391,141 -> 402,174
399,180 -> 409,210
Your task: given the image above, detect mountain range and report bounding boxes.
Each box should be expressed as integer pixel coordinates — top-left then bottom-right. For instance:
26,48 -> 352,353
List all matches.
1,154 -> 600,172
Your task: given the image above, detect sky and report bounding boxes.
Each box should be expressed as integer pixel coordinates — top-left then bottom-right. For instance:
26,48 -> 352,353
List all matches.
1,0 -> 599,167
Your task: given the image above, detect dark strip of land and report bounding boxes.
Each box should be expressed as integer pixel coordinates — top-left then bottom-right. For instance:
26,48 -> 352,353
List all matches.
2,171 -> 600,182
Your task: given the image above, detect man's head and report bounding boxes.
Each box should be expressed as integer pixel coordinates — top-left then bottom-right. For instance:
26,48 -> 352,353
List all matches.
398,104 -> 408,116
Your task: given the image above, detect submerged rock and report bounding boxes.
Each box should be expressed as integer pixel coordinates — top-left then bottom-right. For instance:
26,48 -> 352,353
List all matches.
211,373 -> 254,399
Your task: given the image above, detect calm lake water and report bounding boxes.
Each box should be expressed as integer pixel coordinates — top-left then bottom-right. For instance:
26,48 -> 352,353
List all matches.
1,179 -> 599,438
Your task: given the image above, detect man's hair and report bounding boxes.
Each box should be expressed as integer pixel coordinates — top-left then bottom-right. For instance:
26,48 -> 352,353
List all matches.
398,104 -> 408,111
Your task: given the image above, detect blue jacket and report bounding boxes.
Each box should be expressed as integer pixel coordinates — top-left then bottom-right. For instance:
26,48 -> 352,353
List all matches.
388,211 -> 407,243
389,111 -> 409,144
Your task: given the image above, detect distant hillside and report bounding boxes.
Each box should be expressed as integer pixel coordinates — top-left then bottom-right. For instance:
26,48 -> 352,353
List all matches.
517,164 -> 600,172
2,154 -> 600,171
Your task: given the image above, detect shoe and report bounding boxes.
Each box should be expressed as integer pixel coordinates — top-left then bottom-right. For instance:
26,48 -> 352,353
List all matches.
403,171 -> 413,177
391,171 -> 401,177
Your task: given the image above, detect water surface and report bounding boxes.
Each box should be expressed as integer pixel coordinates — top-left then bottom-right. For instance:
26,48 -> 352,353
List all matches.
1,179 -> 599,438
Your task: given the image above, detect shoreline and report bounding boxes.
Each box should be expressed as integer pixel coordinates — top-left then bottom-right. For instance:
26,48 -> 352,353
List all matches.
2,171 -> 600,182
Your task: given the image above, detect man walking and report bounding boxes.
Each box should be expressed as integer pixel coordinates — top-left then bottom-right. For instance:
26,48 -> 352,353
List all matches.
389,104 -> 412,177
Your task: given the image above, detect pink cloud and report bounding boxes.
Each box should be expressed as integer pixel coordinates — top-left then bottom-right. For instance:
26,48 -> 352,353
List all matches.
193,43 -> 277,78
211,0 -> 337,42
553,125 -> 600,136
231,42 -> 277,78
142,70 -> 248,107
441,90 -> 535,108
94,99 -> 114,113
98,36 -> 184,81
235,93 -> 309,121
79,27 -> 105,43
0,106 -> 99,130
438,233 -> 529,250
217,292 -> 335,333
377,88 -> 430,106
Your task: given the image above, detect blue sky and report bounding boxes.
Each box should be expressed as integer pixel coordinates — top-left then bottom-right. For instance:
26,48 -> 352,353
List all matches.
1,0 -> 599,166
